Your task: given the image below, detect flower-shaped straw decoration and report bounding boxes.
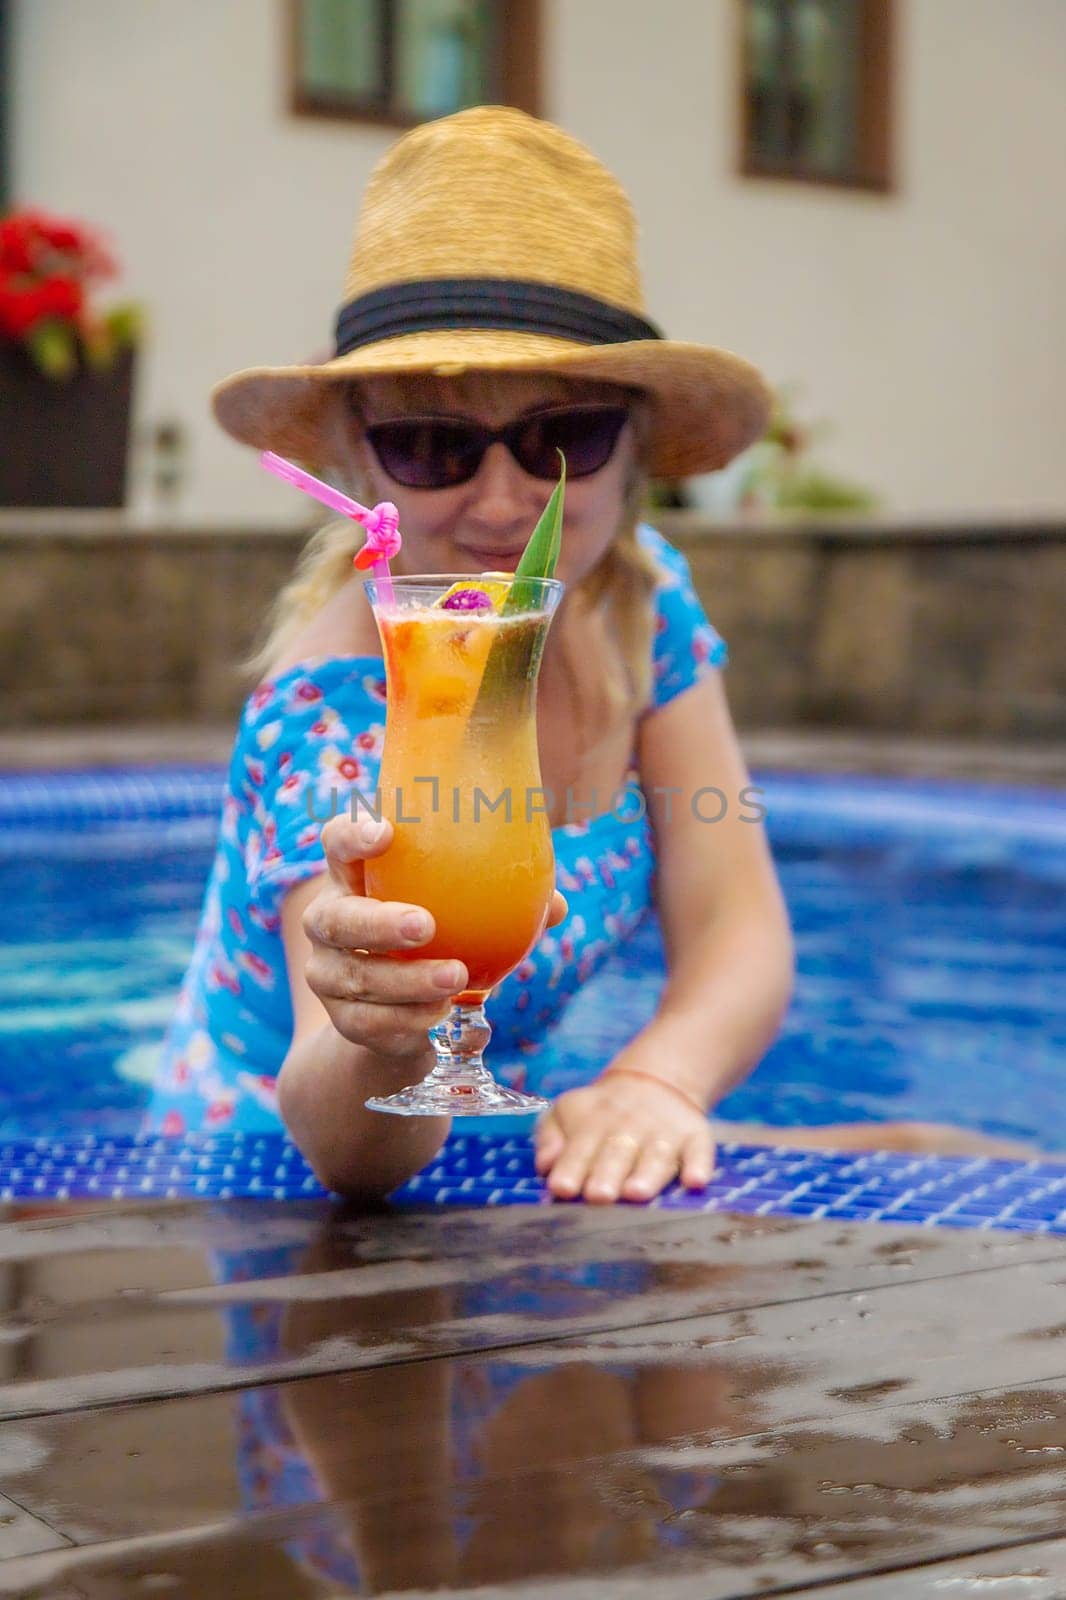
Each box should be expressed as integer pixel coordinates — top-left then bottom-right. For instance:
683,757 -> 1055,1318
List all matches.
259,451 -> 400,602
350,501 -> 402,573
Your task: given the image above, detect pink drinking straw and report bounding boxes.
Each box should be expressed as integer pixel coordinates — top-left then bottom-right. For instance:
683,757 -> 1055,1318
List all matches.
259,450 -> 400,603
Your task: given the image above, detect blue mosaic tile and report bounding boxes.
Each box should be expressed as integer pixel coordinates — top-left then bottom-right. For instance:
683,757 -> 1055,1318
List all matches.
0,1132 -> 1064,1233
0,767 -> 224,827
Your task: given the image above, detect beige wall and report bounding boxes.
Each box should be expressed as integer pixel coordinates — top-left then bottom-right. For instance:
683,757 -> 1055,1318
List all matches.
11,0 -> 1066,524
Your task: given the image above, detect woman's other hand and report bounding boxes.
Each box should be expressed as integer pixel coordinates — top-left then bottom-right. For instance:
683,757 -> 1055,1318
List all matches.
533,1066 -> 714,1204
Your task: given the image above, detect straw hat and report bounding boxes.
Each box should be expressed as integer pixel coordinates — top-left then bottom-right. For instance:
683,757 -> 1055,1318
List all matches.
213,106 -> 771,478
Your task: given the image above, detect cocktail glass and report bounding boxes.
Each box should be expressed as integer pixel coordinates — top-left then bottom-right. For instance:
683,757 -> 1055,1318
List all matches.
362,574 -> 564,1115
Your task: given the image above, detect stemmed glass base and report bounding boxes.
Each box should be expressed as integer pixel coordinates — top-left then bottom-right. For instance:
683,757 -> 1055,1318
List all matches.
365,1001 -> 549,1117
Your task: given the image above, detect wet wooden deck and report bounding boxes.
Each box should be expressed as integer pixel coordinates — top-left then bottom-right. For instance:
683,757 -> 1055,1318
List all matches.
0,1197 -> 1064,1598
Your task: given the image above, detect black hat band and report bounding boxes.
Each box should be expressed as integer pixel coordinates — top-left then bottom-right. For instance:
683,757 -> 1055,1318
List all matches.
335,277 -> 663,357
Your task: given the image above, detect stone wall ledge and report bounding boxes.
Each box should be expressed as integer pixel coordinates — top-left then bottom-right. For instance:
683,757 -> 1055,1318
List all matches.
3,509 -> 1065,545
2,511 -> 1063,740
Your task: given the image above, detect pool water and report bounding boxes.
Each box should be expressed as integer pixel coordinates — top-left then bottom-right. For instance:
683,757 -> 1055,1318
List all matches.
0,770 -> 1062,1147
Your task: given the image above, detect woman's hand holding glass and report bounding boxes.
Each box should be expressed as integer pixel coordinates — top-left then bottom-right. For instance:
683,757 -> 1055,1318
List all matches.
304,814 -> 568,1065
302,814 -> 460,1061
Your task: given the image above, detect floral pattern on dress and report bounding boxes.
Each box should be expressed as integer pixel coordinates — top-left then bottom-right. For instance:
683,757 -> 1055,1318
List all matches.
146,526 -> 725,1133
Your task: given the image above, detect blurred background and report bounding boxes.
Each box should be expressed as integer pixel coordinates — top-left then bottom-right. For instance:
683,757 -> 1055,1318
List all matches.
5,0 -> 1066,522
1,0 -> 1063,755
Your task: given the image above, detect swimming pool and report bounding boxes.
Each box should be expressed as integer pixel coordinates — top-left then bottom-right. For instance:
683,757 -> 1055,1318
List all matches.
0,767 -> 1062,1147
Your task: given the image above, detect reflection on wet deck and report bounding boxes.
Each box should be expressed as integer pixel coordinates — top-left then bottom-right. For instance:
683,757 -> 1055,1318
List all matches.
0,1199 -> 1063,1596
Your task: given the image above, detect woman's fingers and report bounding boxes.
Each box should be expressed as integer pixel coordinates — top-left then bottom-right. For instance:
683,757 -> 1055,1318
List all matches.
583,1131 -> 645,1204
307,947 -> 467,1007
318,814 -> 442,955
533,1113 -> 564,1174
543,1124 -> 607,1200
536,1074 -> 717,1204
332,997 -> 454,1058
304,833 -> 440,957
304,814 -> 471,1058
321,813 -> 391,893
320,817 -> 563,955
621,1137 -> 682,1202
680,1128 -> 716,1189
546,890 -> 568,930
303,891 -> 437,956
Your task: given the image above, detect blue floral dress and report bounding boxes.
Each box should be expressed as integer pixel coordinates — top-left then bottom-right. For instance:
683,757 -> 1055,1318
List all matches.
146,526 -> 726,1134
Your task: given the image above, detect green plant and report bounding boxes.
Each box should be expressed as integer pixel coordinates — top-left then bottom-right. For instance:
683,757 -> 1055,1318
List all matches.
738,385 -> 877,514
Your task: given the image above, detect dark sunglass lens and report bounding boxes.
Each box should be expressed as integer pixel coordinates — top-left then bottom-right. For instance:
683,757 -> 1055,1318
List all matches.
367,420 -> 482,488
515,408 -> 627,479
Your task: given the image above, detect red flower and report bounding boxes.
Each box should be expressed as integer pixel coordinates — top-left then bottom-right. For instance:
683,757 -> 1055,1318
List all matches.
161,1111 -> 186,1137
0,210 -> 116,280
0,208 -> 125,358
0,217 -> 35,273
0,271 -> 84,337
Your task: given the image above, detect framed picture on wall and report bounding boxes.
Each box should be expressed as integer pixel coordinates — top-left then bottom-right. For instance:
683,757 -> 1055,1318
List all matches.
738,0 -> 894,191
288,0 -> 539,128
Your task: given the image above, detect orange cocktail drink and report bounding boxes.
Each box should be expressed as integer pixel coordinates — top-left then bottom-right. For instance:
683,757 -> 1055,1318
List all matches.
362,574 -> 563,1116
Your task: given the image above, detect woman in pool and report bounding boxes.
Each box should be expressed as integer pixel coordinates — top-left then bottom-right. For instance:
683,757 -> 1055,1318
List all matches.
149,107 -> 791,1199
154,107 -> 1032,1194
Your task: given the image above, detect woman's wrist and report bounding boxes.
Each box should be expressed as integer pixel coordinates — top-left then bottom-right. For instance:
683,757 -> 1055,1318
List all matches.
600,1063 -> 707,1116
279,1026 -> 439,1187
342,1029 -> 439,1100
282,1024 -> 431,1103
601,1010 -> 745,1114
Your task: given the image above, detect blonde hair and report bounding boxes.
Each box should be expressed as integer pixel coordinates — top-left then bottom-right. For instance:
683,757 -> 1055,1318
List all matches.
247,374 -> 661,715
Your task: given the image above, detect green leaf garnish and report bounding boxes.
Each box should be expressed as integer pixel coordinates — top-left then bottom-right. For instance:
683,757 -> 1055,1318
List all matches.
469,455 -> 565,721
502,453 -> 565,614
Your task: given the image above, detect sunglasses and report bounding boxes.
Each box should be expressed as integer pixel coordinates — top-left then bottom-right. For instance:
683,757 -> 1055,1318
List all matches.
362,404 -> 630,490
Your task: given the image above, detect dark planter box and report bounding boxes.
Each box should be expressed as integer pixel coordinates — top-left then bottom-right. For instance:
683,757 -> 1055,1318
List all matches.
0,344 -> 134,508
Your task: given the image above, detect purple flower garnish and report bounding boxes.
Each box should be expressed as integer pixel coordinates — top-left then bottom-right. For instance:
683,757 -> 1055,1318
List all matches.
440,588 -> 494,612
